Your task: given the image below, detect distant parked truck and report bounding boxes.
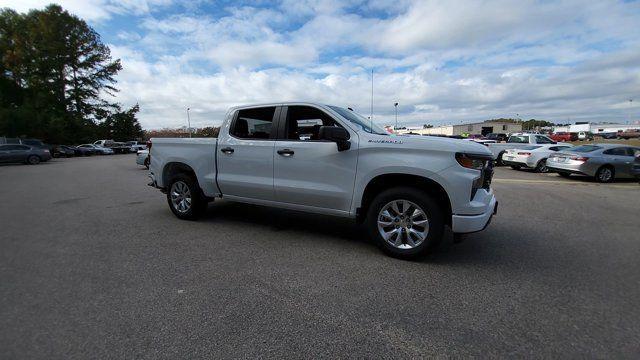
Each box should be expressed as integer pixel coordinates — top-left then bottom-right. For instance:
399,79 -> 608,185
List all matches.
486,133 -> 565,165
549,132 -> 578,142
618,129 -> 640,140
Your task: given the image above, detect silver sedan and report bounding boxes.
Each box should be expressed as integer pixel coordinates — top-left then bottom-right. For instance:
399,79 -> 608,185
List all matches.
546,143 -> 640,182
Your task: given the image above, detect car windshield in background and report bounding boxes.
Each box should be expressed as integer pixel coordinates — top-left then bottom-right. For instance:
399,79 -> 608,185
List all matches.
522,145 -> 541,150
507,136 -> 528,143
328,106 -> 388,135
570,145 -> 602,152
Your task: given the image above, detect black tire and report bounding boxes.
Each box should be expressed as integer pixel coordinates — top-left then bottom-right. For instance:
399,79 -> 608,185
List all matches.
166,173 -> 208,220
496,151 -> 505,166
510,165 -> 521,170
595,165 -> 614,183
535,159 -> 548,173
26,155 -> 40,165
144,157 -> 150,170
558,172 -> 571,178
366,187 -> 444,260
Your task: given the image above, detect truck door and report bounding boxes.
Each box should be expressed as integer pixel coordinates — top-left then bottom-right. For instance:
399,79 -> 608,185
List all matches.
216,106 -> 278,201
272,105 -> 358,212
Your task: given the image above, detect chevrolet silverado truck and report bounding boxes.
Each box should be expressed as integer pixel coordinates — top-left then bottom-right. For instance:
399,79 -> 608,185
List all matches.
148,102 -> 497,259
487,133 -> 565,165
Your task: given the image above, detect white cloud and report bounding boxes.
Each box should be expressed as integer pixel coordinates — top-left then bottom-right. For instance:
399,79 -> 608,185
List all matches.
0,0 -> 172,21
2,0 -> 639,128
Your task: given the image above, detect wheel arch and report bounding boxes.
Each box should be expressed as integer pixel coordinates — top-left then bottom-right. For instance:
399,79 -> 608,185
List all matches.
162,162 -> 198,187
357,173 -> 452,226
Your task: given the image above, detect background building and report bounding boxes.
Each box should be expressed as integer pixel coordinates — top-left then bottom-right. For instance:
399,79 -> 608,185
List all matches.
552,123 -> 640,134
396,121 -> 522,136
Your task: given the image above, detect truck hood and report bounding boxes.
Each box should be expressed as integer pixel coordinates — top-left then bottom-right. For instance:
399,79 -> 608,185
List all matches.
380,134 -> 493,156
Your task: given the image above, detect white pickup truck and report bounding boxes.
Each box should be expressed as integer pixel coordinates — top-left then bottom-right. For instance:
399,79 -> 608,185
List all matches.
148,102 -> 498,259
487,133 -> 565,165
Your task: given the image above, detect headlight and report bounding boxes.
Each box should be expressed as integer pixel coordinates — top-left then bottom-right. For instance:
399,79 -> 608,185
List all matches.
455,152 -> 491,170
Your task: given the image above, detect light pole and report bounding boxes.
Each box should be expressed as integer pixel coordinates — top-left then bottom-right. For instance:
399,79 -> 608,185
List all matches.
394,102 -> 398,130
630,99 -> 633,124
186,107 -> 192,138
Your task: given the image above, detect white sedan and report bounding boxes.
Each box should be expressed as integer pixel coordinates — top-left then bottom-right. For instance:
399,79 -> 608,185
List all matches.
502,144 -> 573,172
136,149 -> 149,169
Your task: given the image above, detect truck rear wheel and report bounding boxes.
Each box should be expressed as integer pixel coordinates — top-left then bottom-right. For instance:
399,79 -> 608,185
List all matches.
166,174 -> 207,220
366,187 -> 444,260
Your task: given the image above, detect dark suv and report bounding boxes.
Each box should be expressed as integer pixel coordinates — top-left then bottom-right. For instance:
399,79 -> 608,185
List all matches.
485,133 -> 508,142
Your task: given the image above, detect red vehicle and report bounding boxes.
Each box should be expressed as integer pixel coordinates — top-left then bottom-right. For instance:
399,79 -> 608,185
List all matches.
618,129 -> 640,140
549,132 -> 578,142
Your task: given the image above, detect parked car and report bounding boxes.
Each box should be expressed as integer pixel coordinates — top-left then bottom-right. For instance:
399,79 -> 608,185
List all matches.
487,133 -> 562,165
79,144 -> 114,155
0,144 -> 52,164
632,151 -> 640,181
136,149 -> 149,169
549,132 -> 578,142
148,102 -> 498,259
484,133 -> 508,142
598,132 -> 618,139
618,129 -> 640,140
93,139 -> 132,153
546,144 -> 640,182
52,145 -> 75,158
66,145 -> 94,156
502,144 -> 573,172
127,141 -> 147,152
577,131 -> 594,141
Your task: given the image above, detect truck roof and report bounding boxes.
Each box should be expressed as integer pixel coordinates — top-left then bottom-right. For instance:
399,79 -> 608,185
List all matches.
228,102 -> 335,111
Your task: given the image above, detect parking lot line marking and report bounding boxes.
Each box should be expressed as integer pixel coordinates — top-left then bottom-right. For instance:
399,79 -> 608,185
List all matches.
492,178 -> 638,189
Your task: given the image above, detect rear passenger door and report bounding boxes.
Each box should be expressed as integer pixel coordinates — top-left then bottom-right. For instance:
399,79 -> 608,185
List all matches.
216,106 -> 278,201
272,105 -> 358,212
603,147 -> 634,176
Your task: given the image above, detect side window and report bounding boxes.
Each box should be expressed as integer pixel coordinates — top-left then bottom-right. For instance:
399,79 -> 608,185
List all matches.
231,107 -> 276,139
535,135 -> 554,144
549,146 -> 559,151
603,148 -> 627,156
284,106 -> 339,141
625,148 -> 638,156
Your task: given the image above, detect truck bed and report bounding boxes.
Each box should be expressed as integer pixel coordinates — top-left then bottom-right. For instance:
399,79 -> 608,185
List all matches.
150,138 -> 220,197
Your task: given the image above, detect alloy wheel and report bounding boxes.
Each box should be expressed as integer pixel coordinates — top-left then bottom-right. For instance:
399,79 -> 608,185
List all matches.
170,181 -> 192,213
377,199 -> 429,249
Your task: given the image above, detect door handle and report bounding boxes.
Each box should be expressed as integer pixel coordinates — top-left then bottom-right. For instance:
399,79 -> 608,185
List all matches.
277,149 -> 294,157
220,147 -> 234,154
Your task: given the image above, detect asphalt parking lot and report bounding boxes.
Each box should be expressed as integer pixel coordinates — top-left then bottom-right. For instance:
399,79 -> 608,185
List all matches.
1,155 -> 639,358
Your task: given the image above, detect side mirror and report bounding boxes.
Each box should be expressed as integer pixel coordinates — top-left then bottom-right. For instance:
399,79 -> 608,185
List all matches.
319,126 -> 351,151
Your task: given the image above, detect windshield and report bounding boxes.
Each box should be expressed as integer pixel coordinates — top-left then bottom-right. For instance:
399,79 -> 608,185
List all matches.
570,145 -> 602,153
328,106 -> 388,135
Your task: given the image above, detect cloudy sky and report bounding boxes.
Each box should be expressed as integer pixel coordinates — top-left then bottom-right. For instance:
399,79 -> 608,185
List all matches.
2,0 -> 640,129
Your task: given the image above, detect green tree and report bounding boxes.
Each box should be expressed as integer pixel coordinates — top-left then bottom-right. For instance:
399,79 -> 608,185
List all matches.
0,4 -> 125,144
100,104 -> 143,141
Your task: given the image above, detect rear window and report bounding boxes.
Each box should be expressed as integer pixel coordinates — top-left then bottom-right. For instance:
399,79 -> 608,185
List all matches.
507,135 -> 528,143
570,145 -> 602,153
231,107 -> 276,139
521,146 -> 541,150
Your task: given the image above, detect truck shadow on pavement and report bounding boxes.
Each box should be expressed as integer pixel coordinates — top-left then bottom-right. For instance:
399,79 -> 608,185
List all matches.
197,199 -> 513,264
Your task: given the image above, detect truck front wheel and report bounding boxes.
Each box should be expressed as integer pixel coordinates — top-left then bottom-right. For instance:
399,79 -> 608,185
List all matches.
366,187 -> 444,260
166,174 -> 207,220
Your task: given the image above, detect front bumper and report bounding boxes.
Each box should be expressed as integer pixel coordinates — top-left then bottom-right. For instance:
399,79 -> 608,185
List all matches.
451,194 -> 498,234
